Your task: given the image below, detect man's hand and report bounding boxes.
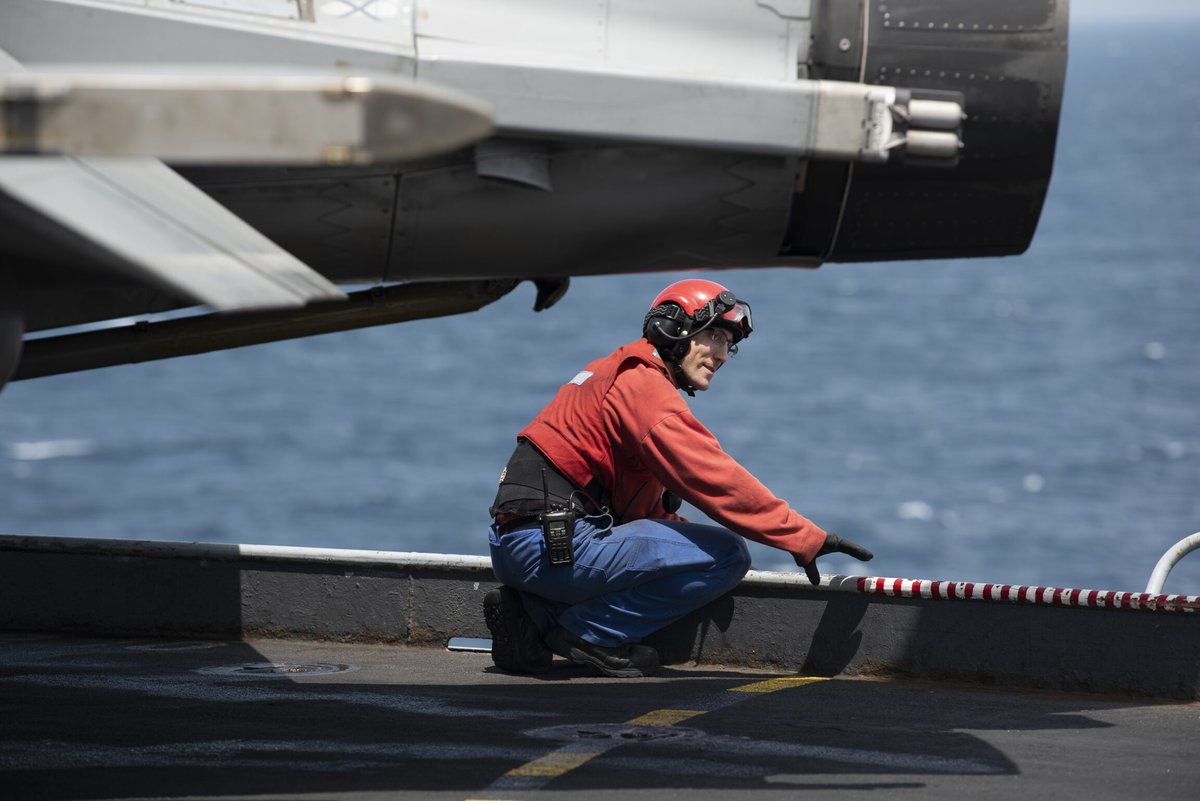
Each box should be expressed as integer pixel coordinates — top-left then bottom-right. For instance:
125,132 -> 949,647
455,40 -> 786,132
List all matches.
793,533 -> 873,585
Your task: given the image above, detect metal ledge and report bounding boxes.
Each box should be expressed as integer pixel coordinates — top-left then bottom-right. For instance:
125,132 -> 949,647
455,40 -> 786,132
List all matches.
2,533 -> 1198,698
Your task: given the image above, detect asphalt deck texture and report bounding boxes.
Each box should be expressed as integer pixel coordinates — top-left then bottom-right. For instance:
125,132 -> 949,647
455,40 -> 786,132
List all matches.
1,632 -> 1197,801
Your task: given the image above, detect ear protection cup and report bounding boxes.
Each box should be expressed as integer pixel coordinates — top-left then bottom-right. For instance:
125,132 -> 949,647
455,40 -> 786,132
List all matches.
643,303 -> 692,361
643,303 -> 685,345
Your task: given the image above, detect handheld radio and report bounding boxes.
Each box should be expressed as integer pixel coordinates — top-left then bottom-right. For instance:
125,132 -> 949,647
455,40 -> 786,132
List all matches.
540,468 -> 575,566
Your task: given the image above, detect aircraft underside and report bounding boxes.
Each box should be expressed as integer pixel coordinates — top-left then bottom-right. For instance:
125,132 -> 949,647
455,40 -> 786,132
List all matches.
0,0 -> 1069,390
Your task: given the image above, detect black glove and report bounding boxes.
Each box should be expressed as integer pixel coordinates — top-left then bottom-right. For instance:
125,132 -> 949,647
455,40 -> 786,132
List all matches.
793,533 -> 873,586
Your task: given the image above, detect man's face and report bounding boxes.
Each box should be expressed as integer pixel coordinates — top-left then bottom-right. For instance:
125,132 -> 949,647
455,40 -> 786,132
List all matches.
679,327 -> 734,392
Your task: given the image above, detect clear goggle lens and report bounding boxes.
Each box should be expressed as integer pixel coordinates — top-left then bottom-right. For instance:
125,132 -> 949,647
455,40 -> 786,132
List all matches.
719,301 -> 752,340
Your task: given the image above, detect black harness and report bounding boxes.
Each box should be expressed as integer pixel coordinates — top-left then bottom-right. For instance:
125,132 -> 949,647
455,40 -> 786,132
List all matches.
490,439 -> 610,525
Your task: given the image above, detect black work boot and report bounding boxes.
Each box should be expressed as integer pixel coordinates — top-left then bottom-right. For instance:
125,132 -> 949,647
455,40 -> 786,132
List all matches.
547,628 -> 658,678
483,587 -> 552,674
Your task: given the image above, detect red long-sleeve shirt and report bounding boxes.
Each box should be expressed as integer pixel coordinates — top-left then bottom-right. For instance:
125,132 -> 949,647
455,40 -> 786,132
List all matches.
519,338 -> 827,562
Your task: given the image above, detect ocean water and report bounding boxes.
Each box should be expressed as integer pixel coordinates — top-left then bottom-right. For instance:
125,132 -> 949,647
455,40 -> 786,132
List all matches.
3,15 -> 1199,594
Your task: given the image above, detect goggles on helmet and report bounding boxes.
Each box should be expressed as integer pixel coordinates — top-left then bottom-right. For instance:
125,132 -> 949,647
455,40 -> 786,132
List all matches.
715,298 -> 753,342
691,289 -> 752,343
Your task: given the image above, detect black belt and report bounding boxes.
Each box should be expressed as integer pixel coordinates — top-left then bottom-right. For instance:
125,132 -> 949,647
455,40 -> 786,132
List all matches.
496,516 -> 541,536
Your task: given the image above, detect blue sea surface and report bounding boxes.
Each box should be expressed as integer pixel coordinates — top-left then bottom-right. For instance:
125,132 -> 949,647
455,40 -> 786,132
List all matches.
3,16 -> 1199,594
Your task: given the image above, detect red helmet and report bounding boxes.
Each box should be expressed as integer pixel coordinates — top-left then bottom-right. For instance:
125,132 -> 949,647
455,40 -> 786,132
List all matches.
643,278 -> 753,347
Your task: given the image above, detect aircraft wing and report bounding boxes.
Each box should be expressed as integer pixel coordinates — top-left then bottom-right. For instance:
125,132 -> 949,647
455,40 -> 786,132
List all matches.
0,47 -> 495,387
0,155 -> 345,313
0,59 -> 493,313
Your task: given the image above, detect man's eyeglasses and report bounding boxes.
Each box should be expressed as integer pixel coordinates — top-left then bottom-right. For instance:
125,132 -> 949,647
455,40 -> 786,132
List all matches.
702,327 -> 739,356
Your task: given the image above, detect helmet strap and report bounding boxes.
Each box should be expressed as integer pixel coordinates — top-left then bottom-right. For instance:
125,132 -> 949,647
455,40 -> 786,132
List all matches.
643,302 -> 701,396
654,340 -> 696,397
671,360 -> 697,397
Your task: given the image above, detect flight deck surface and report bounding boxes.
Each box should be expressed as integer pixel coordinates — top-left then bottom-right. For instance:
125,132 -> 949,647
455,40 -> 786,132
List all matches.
2,632 -> 1196,801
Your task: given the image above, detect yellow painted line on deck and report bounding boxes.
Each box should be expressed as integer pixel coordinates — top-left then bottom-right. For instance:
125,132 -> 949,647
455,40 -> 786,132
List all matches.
503,750 -> 601,778
729,676 -> 828,693
625,708 -> 707,727
468,675 -> 829,799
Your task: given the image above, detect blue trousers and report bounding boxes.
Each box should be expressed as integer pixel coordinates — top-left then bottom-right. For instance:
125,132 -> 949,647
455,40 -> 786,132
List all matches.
489,516 -> 751,647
